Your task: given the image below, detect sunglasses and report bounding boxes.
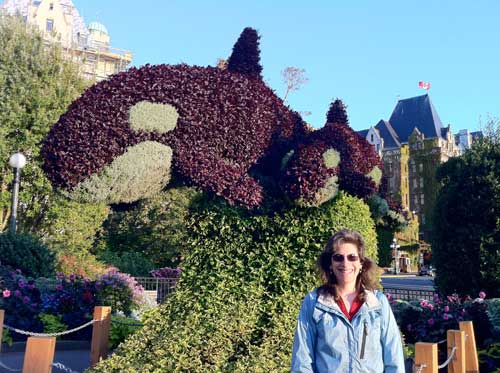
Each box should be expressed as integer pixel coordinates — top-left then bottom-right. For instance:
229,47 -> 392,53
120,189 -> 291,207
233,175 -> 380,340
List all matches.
331,254 -> 360,262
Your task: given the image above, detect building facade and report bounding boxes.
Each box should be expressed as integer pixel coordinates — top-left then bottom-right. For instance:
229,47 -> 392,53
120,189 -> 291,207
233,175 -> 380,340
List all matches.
359,94 -> 464,239
1,0 -> 132,81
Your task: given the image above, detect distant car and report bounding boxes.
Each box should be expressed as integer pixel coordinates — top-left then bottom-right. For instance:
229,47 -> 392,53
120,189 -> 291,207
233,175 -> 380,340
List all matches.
418,266 -> 435,277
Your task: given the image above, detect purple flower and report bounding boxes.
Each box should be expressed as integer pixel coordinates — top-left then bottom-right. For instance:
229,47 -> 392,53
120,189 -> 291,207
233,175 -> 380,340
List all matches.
69,274 -> 76,281
479,291 -> 486,299
443,313 -> 451,320
420,300 -> 428,308
444,305 -> 450,312
2,289 -> 11,298
14,290 -> 21,297
22,296 -> 30,304
18,281 -> 26,288
56,284 -> 63,291
407,324 -> 412,331
433,294 -> 440,303
427,318 -> 435,326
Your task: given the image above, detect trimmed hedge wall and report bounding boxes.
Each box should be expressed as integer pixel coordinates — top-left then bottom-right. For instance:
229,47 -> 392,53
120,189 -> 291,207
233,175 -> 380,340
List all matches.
91,192 -> 377,372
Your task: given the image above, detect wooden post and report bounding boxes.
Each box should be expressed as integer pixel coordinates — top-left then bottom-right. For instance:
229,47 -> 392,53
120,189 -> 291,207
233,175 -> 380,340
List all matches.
0,309 -> 4,352
90,306 -> 111,367
415,342 -> 438,373
459,321 -> 479,373
22,337 -> 56,373
447,329 -> 466,373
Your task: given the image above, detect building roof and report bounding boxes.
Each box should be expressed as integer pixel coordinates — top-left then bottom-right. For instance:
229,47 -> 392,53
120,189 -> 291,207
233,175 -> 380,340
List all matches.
88,21 -> 108,34
388,94 -> 444,142
374,119 -> 401,149
357,129 -> 369,138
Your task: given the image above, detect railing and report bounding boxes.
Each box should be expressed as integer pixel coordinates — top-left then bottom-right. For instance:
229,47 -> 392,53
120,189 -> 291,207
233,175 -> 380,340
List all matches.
1,307 -> 480,372
0,307 -> 131,373
413,321 -> 479,372
135,277 -> 179,304
383,287 -> 436,301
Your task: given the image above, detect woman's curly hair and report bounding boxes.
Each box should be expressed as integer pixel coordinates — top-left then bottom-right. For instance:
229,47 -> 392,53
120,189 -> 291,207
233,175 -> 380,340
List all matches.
317,228 -> 380,301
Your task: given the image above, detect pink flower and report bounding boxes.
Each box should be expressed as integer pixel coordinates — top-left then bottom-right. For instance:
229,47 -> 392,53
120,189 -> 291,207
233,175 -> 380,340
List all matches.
444,306 -> 450,312
420,300 -> 428,308
386,293 -> 393,301
2,289 -> 11,298
427,303 -> 434,311
443,313 -> 452,320
479,291 -> 486,299
427,318 -> 435,326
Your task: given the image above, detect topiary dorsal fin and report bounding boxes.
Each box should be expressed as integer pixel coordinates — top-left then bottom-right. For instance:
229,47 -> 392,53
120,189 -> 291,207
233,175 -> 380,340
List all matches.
227,27 -> 263,79
326,98 -> 349,125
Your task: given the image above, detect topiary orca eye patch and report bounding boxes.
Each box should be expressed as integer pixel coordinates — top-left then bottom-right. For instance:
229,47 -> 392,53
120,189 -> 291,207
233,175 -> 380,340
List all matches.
67,141 -> 173,204
129,101 -> 179,134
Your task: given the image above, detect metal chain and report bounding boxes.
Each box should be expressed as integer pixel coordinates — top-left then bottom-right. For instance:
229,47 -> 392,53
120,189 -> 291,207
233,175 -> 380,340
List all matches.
52,362 -> 80,373
0,359 -> 22,372
111,319 -> 144,327
438,346 -> 457,369
3,319 -> 95,337
414,363 -> 426,373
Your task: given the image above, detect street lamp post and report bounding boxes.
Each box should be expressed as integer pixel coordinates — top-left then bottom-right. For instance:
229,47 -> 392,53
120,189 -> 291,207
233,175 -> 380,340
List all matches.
390,237 -> 400,274
8,152 -> 27,234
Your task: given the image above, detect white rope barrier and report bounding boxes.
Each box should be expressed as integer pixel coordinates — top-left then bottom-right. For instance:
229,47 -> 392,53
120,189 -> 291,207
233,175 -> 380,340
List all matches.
3,319 -> 95,337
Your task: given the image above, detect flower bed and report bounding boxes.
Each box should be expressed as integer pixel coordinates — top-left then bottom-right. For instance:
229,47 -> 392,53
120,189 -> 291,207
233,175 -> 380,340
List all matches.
0,267 -> 145,341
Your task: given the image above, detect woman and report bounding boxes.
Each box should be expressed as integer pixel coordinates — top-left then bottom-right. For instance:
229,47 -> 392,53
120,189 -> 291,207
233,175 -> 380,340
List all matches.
291,229 -> 405,372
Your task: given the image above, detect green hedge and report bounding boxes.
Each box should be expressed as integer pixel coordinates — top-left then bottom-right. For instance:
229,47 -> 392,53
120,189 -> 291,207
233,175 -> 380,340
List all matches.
0,232 -> 56,278
92,192 -> 377,372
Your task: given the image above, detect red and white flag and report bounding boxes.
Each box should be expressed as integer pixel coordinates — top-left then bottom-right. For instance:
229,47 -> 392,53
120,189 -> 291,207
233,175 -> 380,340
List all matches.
418,81 -> 431,90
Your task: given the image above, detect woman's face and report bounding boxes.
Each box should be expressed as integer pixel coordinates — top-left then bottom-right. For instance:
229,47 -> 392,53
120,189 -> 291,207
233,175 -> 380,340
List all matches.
331,242 -> 362,289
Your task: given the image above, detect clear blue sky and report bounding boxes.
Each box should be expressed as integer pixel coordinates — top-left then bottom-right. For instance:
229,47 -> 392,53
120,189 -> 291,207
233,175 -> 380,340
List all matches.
74,0 -> 499,133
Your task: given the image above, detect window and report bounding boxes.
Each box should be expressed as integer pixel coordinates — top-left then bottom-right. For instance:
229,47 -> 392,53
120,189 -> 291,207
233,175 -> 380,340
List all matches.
46,19 -> 54,32
419,163 -> 423,172
371,134 -> 374,142
421,194 -> 425,205
413,178 -> 417,188
422,215 -> 426,225
420,178 -> 424,188
49,2 -> 54,10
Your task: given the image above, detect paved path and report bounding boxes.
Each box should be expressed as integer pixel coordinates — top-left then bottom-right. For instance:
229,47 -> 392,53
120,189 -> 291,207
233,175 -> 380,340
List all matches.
0,349 -> 91,373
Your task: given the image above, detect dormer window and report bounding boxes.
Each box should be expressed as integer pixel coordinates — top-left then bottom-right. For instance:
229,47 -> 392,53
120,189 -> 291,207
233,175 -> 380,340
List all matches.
46,19 -> 54,32
49,3 -> 54,10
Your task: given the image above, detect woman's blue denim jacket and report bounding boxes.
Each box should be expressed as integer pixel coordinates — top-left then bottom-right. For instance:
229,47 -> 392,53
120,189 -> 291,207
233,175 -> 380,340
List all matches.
291,289 -> 405,373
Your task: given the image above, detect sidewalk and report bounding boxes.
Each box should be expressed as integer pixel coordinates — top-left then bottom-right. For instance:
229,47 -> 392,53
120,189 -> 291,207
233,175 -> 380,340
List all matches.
0,345 -> 91,372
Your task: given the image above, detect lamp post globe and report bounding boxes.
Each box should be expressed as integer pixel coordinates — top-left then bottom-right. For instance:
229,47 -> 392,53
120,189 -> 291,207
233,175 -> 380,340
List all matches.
9,153 -> 27,169
8,152 -> 27,234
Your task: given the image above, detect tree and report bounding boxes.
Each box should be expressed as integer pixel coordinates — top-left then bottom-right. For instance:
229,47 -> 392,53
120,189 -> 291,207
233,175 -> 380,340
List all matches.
326,98 -> 349,125
432,119 -> 499,297
93,187 -> 201,275
0,16 -> 88,233
281,67 -> 308,103
227,27 -> 263,79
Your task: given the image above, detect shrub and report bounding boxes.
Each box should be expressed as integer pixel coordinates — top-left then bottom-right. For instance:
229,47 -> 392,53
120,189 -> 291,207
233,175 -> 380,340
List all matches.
91,192 -> 377,371
0,232 -> 55,278
0,267 -> 44,338
390,292 -> 494,347
109,315 -> 142,350
38,313 -> 67,336
95,271 -> 144,316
